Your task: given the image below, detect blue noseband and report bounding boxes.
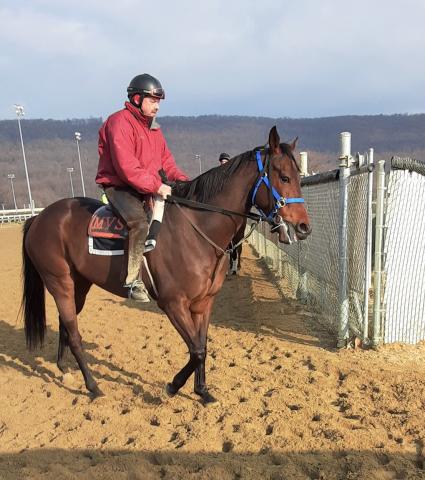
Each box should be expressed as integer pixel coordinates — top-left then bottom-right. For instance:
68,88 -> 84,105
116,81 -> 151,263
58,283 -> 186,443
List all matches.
251,150 -> 305,221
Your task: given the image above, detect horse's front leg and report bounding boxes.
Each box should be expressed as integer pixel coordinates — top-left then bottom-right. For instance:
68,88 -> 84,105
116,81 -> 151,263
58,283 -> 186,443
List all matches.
162,300 -> 205,397
194,348 -> 216,403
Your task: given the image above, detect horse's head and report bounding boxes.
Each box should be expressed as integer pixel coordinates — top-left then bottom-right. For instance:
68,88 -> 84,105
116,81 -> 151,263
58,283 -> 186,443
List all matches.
253,126 -> 311,244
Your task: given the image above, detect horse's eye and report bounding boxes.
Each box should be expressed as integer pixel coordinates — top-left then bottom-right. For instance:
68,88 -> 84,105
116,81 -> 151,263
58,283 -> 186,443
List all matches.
280,175 -> 289,183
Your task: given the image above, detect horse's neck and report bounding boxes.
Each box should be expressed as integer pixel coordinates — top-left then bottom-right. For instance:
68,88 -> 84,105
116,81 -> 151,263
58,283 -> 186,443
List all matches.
191,162 -> 258,244
163,161 -> 258,249
216,162 -> 258,216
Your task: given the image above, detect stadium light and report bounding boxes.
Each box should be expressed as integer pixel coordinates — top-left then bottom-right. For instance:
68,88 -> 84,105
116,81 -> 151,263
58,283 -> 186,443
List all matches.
7,173 -> 17,210
66,167 -> 75,198
195,154 -> 202,175
74,131 -> 86,196
14,104 -> 35,215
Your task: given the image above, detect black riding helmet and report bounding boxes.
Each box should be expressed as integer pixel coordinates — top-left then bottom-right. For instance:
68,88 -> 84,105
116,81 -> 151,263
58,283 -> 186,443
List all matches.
127,74 -> 165,105
219,152 -> 230,163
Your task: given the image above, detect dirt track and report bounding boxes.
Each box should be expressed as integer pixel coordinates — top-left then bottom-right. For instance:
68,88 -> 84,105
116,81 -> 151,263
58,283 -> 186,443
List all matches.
0,224 -> 425,480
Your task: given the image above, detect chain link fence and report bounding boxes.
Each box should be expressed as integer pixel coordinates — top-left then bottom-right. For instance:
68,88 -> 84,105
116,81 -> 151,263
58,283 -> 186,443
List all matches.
249,150 -> 425,345
250,167 -> 370,339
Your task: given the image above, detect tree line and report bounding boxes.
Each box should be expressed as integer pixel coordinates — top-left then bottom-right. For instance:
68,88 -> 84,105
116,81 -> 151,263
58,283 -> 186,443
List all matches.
1,113 -> 425,208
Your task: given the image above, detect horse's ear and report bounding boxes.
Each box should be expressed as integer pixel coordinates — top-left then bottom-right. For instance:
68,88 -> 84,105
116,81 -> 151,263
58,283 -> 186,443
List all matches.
268,126 -> 280,153
290,136 -> 298,151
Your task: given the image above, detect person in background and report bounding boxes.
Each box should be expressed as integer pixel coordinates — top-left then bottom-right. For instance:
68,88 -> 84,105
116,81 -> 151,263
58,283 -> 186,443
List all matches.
219,152 -> 230,165
96,73 -> 188,301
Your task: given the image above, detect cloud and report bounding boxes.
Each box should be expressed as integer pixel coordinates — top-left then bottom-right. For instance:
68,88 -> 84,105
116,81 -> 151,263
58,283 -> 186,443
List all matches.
0,0 -> 425,119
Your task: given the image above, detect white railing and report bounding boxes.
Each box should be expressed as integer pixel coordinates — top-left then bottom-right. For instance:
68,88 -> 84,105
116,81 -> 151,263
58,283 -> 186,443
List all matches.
0,208 -> 43,224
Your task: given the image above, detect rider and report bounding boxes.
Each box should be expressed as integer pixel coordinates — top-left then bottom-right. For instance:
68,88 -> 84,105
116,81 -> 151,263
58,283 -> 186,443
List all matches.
96,73 -> 188,302
219,152 -> 230,165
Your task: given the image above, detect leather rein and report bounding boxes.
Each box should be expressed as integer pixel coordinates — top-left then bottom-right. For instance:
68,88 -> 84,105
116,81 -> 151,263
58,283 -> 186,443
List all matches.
164,148 -> 305,255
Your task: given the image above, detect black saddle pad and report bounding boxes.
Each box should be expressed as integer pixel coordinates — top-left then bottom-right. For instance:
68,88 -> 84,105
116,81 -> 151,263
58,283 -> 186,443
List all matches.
88,235 -> 124,256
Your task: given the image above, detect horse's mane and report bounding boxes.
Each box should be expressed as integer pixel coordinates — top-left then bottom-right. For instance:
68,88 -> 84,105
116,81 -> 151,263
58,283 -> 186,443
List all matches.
172,150 -> 253,203
172,143 -> 299,203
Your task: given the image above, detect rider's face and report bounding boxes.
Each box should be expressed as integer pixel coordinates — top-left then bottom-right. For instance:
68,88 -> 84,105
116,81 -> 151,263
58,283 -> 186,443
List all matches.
141,96 -> 161,117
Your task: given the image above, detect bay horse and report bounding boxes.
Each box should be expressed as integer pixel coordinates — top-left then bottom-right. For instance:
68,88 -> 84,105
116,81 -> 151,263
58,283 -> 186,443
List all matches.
21,126 -> 311,403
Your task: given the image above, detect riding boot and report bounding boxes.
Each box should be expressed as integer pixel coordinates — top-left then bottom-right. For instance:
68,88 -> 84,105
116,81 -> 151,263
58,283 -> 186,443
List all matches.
125,221 -> 150,302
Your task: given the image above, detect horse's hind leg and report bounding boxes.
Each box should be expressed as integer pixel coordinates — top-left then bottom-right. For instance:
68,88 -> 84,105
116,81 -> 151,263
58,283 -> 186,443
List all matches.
57,320 -> 70,373
57,276 -> 92,374
46,273 -> 101,397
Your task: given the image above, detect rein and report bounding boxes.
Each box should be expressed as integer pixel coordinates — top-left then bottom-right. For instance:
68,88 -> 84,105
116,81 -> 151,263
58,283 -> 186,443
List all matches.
173,202 -> 259,255
166,195 -> 263,222
164,148 -> 305,254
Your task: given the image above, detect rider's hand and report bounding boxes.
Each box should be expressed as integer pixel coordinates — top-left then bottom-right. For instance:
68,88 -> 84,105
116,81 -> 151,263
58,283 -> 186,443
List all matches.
157,183 -> 172,199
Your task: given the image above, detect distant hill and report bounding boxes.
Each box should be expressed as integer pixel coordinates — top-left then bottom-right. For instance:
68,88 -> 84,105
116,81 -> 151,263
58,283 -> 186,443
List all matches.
1,113 -> 425,207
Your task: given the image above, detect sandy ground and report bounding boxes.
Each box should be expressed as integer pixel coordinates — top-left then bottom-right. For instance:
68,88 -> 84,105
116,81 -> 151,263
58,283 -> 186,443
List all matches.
0,223 -> 425,480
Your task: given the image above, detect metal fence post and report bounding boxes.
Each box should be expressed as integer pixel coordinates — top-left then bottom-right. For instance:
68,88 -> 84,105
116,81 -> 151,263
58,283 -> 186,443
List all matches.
337,132 -> 351,347
300,152 -> 308,177
372,160 -> 386,346
363,148 -> 374,341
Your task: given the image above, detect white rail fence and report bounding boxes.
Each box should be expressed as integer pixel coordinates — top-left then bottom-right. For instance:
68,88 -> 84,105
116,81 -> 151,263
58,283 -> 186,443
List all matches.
249,133 -> 425,346
0,208 -> 43,225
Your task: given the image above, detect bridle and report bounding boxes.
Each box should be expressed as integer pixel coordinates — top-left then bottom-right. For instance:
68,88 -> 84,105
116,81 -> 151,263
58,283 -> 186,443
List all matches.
251,149 -> 305,222
164,147 -> 306,254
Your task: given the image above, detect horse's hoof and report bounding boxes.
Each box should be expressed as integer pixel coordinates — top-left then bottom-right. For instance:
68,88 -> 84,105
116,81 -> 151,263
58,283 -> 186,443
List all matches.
57,364 -> 66,374
89,386 -> 105,399
198,390 -> 217,404
165,383 -> 177,397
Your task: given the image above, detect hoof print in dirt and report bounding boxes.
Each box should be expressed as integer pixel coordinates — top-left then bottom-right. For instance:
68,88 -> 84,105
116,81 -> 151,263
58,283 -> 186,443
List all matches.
150,416 -> 160,426
222,440 -> 234,453
266,424 -> 274,435
142,391 -> 162,405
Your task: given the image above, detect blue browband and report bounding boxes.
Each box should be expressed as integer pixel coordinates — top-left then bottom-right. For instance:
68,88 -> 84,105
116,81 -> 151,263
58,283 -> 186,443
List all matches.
251,150 -> 305,221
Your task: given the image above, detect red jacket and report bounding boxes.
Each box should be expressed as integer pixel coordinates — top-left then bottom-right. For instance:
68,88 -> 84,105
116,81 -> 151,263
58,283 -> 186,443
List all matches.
96,102 -> 188,194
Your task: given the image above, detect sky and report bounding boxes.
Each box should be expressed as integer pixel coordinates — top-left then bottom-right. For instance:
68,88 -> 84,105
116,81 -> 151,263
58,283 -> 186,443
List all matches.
1,0 -> 425,120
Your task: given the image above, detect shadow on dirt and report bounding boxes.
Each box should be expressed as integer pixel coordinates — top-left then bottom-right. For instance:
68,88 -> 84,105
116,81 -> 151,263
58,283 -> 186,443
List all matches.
110,247 -> 336,351
0,319 -> 156,396
0,447 -> 423,480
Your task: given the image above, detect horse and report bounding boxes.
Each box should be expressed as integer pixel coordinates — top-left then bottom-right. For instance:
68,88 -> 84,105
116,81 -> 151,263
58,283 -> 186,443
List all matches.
21,126 -> 311,403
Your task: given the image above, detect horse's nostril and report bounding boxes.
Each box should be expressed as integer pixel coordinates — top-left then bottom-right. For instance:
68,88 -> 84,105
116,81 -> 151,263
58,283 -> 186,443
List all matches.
297,223 -> 311,235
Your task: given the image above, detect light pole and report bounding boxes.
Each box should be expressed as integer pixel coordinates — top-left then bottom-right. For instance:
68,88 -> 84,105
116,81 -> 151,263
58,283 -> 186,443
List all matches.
14,104 -> 34,215
74,132 -> 86,196
7,173 -> 18,209
195,154 -> 202,175
67,167 -> 75,197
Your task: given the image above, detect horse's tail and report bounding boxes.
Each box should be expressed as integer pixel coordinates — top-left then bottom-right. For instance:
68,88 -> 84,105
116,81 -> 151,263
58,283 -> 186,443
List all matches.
21,216 -> 46,350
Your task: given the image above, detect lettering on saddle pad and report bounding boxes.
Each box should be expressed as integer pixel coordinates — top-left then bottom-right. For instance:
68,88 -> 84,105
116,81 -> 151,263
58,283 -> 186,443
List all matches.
88,205 -> 128,239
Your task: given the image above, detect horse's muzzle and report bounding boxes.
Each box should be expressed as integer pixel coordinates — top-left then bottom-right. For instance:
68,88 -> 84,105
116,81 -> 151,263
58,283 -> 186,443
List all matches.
295,222 -> 312,240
